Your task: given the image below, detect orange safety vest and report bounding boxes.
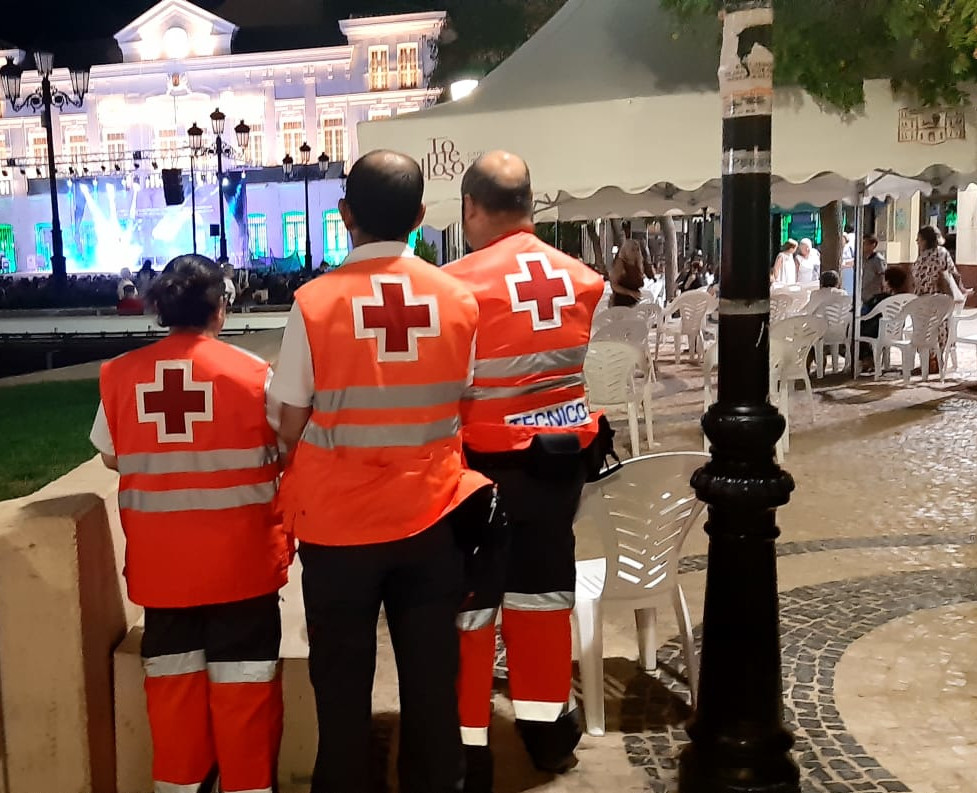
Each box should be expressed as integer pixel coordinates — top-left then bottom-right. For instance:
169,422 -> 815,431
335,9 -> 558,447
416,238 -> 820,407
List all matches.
445,230 -> 605,453
101,334 -> 290,608
280,253 -> 491,546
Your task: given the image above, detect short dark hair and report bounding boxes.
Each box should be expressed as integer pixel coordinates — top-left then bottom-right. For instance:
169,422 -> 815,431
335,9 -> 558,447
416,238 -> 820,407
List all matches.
344,150 -> 424,240
884,265 -> 910,293
148,254 -> 224,329
820,270 -> 840,288
917,225 -> 940,250
863,234 -> 879,245
462,160 -> 533,217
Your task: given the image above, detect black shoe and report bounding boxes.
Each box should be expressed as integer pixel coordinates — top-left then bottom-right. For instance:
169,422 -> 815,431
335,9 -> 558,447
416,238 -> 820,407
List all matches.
516,708 -> 583,774
463,745 -> 494,793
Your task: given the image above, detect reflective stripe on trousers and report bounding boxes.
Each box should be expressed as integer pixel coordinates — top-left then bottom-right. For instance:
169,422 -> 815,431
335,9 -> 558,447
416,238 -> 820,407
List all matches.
117,445 -> 279,476
313,380 -> 468,413
300,415 -> 461,450
463,373 -> 585,402
155,782 -> 210,793
119,481 -> 276,513
207,660 -> 279,684
503,591 -> 575,611
456,607 -> 498,632
472,345 -> 588,380
143,650 -> 207,678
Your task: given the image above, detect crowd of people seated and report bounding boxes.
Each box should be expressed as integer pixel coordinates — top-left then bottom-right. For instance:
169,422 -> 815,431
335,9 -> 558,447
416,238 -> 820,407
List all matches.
0,262 -> 327,312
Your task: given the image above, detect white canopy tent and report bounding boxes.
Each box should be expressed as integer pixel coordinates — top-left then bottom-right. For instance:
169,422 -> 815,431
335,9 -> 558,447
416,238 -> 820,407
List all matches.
358,0 -> 977,229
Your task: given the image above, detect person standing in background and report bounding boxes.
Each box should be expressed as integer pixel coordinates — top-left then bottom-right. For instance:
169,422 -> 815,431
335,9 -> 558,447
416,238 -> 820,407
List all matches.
772,239 -> 798,285
860,234 -> 887,305
795,238 -> 821,284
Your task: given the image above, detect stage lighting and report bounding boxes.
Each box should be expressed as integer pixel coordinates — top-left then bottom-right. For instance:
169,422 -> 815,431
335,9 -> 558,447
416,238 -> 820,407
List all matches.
101,165 -> 106,172
18,168 -> 25,175
1,170 -> 6,177
83,167 -> 89,174
114,164 -> 121,171
68,167 -> 75,175
35,167 -> 41,176
151,161 -> 159,169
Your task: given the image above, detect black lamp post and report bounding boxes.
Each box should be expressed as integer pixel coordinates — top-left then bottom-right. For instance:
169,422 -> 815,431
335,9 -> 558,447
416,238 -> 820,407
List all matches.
283,142 -> 330,272
186,122 -> 203,255
0,53 -> 90,284
678,3 -> 800,793
187,109 -> 250,263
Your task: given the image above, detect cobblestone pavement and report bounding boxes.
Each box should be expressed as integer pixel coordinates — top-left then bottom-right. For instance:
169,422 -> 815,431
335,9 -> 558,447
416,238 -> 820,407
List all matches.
367,343 -> 977,793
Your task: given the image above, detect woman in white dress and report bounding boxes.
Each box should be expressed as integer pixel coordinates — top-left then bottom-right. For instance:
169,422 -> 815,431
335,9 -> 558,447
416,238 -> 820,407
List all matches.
772,239 -> 797,285
795,238 -> 821,284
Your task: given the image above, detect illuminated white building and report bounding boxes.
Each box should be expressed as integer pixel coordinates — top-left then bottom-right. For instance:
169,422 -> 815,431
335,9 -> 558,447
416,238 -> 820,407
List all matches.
0,0 -> 444,273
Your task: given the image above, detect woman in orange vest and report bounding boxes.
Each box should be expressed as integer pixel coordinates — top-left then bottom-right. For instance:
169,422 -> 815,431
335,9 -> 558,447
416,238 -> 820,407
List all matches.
90,254 -> 290,793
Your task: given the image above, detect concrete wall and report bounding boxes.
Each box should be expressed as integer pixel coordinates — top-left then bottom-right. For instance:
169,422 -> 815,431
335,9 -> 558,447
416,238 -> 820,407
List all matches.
0,455 -> 315,792
0,457 -> 136,793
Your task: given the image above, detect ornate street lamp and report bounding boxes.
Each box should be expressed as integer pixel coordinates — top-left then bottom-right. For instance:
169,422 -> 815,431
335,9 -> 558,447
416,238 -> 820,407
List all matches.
186,122 -> 204,254
0,53 -> 91,283
678,3 -> 800,793
187,109 -> 250,262
282,143 -> 328,273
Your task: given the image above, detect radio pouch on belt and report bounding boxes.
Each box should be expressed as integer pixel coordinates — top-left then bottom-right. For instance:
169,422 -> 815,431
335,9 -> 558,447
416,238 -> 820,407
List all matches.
528,432 -> 583,481
584,414 -> 622,482
451,484 -> 509,600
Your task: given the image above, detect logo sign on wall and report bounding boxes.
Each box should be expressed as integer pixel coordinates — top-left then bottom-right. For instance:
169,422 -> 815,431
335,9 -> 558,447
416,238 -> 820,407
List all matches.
420,138 -> 483,182
898,108 -> 966,145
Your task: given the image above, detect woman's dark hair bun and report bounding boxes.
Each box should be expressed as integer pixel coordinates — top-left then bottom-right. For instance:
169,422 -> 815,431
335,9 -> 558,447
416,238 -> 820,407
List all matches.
147,254 -> 225,329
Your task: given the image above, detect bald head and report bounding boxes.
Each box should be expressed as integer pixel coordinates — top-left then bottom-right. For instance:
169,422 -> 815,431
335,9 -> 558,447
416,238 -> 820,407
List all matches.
342,149 -> 425,243
462,151 -> 533,219
461,151 -> 534,250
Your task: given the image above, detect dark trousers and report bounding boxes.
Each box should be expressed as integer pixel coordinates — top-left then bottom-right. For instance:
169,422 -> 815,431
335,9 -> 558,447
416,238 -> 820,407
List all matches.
300,518 -> 465,793
460,448 -> 586,772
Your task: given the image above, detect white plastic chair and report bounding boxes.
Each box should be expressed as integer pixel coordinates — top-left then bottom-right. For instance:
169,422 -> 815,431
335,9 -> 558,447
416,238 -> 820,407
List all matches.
654,289 -> 717,364
573,452 -> 708,736
584,341 -> 653,456
769,315 -> 826,456
810,293 -> 853,377
591,318 -> 656,383
889,294 -> 954,384
592,305 -> 643,336
855,294 -> 916,380
942,272 -> 975,371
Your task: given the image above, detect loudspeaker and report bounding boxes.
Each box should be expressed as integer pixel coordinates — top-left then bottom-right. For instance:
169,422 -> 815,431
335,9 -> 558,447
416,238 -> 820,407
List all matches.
209,224 -> 220,238
161,168 -> 184,205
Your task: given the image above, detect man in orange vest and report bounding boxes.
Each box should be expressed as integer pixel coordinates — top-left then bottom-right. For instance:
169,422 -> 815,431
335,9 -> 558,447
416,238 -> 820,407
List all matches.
271,150 -> 491,793
91,254 -> 290,793
444,151 -> 605,790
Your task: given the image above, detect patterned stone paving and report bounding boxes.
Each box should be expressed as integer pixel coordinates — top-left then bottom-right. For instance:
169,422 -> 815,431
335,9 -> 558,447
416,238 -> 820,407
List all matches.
622,568 -> 977,793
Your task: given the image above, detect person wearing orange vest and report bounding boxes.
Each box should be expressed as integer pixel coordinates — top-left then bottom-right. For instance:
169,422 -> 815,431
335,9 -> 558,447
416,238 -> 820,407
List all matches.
272,150 -> 491,793
90,254 -> 290,793
444,151 -> 605,791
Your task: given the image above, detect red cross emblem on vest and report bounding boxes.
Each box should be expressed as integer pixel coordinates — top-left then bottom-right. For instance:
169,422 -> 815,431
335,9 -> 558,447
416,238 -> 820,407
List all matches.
352,273 -> 441,362
505,253 -> 576,331
135,360 -> 214,444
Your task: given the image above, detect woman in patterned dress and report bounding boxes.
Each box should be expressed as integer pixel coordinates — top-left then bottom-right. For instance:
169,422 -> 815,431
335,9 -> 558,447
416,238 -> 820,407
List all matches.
911,225 -> 963,373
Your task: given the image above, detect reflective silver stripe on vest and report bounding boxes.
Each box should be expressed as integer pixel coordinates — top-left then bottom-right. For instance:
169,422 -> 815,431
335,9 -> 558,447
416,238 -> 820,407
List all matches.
117,445 -> 279,476
473,345 -> 588,380
155,781 -> 210,793
464,373 -> 585,402
119,481 -> 276,513
143,650 -> 207,678
503,591 -> 575,611
207,660 -> 279,684
456,607 -> 498,632
313,381 -> 468,413
300,415 -> 460,450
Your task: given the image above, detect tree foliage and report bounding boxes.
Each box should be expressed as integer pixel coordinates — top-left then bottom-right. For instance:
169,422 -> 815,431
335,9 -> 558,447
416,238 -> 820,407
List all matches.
661,0 -> 977,111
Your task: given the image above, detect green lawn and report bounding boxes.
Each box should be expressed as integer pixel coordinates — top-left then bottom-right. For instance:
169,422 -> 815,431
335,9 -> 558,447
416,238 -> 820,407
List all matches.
0,380 -> 102,501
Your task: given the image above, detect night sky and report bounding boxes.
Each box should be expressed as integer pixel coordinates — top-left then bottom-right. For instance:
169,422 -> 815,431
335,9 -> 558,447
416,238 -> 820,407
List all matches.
1,0 -> 439,49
